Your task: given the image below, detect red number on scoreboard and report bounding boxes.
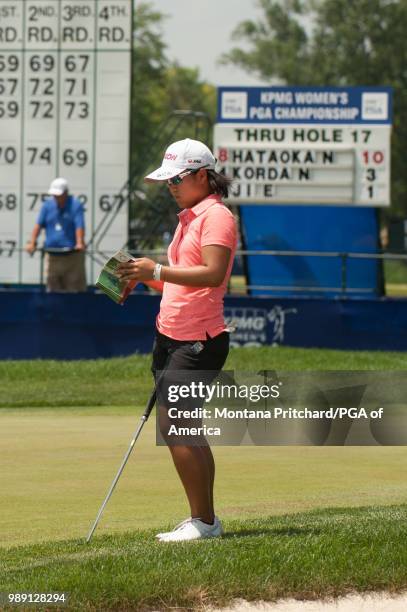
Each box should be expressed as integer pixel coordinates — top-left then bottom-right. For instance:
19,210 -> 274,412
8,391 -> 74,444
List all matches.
362,151 -> 384,164
218,148 -> 228,162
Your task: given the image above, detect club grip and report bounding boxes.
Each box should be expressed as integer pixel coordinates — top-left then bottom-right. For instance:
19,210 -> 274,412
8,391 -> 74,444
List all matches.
142,389 -> 157,419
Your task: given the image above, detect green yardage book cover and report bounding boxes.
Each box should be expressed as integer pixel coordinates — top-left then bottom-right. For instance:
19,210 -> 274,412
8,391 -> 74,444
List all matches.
96,249 -> 135,304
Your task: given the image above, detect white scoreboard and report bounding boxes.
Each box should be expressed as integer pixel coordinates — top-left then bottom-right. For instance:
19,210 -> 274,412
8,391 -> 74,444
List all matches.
0,0 -> 132,284
215,87 -> 392,207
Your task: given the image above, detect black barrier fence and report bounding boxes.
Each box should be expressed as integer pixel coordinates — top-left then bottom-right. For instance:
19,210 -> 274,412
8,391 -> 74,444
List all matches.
2,247 -> 407,297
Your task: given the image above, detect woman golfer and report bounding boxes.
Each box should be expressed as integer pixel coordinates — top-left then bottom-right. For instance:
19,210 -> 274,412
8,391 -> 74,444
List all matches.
117,138 -> 237,541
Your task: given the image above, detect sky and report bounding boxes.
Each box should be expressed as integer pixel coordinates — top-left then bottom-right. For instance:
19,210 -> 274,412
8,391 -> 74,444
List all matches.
145,0 -> 270,87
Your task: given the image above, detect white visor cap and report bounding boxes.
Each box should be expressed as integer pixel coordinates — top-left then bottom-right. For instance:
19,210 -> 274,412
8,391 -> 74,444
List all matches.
144,138 -> 216,182
48,177 -> 69,196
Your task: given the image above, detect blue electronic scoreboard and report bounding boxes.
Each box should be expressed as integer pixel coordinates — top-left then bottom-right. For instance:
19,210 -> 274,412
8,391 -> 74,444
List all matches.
214,86 -> 393,297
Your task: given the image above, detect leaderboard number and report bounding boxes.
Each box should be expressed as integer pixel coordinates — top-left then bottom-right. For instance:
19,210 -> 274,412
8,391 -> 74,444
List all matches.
351,130 -> 371,143
362,150 -> 384,200
27,193 -> 48,211
0,78 -> 18,95
77,194 -> 88,211
63,149 -> 88,167
0,55 -> 19,72
63,56 -> 90,119
28,193 -> 88,211
0,147 -> 17,163
0,101 -> 18,118
99,194 -> 124,212
65,78 -> 88,95
0,240 -> 17,257
29,101 -> 54,119
29,78 -> 54,96
65,102 -> 89,119
0,56 -> 21,120
65,55 -> 89,72
362,151 -> 384,165
366,170 -> 376,199
27,147 -> 52,164
0,194 -> 17,210
30,55 -> 55,72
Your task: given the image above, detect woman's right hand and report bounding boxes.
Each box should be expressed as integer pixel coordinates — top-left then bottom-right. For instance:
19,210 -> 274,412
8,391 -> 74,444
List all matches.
117,257 -> 156,282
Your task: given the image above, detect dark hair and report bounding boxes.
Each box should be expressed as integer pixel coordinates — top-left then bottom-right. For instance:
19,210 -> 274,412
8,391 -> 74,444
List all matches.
206,169 -> 232,199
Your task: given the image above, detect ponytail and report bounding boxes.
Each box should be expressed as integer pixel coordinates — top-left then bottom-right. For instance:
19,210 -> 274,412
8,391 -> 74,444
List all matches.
207,170 -> 232,199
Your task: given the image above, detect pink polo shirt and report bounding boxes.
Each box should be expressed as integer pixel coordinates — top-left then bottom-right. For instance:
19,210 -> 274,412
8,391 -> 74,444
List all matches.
156,194 -> 237,340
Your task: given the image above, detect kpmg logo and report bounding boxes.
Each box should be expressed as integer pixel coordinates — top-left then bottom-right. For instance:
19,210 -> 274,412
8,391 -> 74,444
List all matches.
225,305 -> 298,347
221,92 -> 248,120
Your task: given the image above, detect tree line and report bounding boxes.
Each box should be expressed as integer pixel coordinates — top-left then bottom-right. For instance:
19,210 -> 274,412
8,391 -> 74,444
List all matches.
133,0 -> 407,218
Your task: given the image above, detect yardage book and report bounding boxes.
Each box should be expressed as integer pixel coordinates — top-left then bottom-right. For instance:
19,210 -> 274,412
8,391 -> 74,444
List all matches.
96,249 -> 135,304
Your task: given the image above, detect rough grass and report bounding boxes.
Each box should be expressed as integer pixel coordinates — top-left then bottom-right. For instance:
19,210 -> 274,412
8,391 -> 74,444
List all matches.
1,505 -> 406,611
1,348 -> 406,609
1,346 -> 407,408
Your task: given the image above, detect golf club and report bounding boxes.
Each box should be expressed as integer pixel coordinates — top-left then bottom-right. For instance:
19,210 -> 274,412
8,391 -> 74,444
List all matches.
86,386 -> 158,543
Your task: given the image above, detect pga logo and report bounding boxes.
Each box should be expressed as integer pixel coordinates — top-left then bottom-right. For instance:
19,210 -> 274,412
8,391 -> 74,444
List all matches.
361,93 -> 388,120
221,92 -> 248,120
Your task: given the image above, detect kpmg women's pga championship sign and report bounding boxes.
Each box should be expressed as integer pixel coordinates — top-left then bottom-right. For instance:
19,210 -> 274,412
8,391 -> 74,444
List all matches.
0,0 -> 132,284
214,86 -> 392,206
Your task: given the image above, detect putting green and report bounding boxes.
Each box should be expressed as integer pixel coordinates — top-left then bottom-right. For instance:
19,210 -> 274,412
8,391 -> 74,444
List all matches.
1,406 -> 406,547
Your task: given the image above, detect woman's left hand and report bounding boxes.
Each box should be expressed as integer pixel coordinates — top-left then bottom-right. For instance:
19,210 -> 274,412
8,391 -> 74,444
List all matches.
117,258 -> 156,281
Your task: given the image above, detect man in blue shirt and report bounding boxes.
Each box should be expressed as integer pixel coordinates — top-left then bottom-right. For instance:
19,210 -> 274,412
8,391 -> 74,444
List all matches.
26,177 -> 87,292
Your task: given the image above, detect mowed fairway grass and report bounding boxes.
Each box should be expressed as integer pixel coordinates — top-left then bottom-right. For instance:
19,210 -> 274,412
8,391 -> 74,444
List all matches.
1,346 -> 407,610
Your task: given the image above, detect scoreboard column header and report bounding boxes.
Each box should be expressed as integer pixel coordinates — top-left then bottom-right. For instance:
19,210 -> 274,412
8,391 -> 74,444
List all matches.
0,1 -> 131,49
217,86 -> 392,125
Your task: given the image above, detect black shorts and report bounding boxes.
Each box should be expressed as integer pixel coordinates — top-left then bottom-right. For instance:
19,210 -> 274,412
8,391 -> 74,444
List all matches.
151,330 -> 229,444
151,330 -> 229,377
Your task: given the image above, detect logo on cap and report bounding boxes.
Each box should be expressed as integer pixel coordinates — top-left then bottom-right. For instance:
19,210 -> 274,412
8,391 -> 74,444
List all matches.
165,153 -> 177,160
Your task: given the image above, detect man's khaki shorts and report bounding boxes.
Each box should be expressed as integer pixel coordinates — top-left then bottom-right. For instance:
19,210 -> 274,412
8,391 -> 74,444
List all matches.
45,251 -> 87,292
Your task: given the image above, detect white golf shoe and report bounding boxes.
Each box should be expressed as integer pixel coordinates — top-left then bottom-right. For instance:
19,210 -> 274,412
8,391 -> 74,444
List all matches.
156,516 -> 223,542
155,517 -> 191,540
